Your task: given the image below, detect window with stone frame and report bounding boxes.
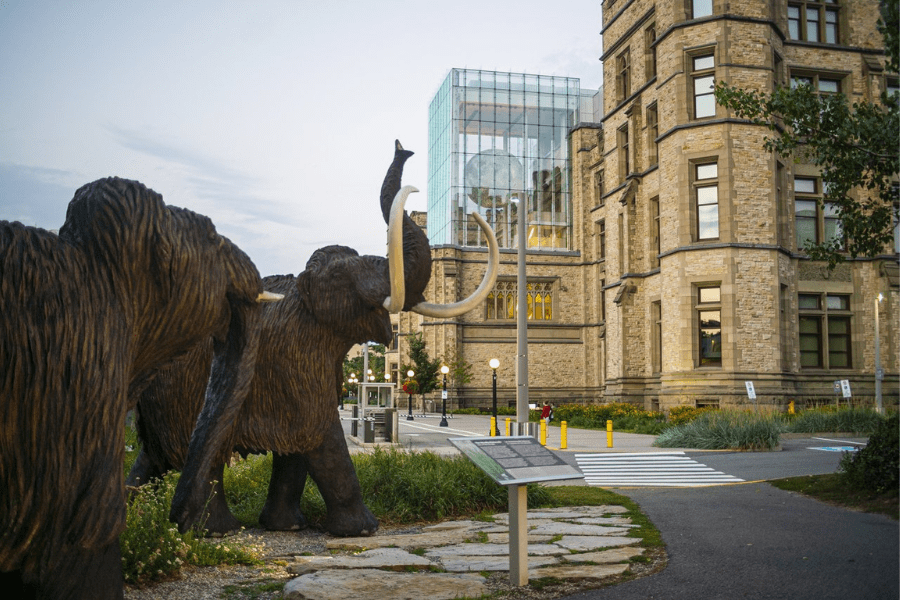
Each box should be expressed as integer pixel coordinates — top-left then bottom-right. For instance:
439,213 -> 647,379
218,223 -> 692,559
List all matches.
690,0 -> 713,18
645,23 -> 657,81
650,196 -> 660,268
885,75 -> 899,99
773,51 -> 786,89
696,285 -> 722,367
594,169 -> 605,207
617,124 -> 630,182
651,300 -> 662,374
794,175 -> 842,251
798,292 -> 852,369
485,279 -> 554,321
790,71 -> 842,96
616,48 -> 631,102
693,161 -> 719,240
646,103 -> 659,167
691,53 -> 716,119
788,1 -> 840,44
597,218 -> 607,260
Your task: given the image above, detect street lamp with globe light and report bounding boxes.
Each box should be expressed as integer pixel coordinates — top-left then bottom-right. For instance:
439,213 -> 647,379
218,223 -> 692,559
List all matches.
440,365 -> 450,427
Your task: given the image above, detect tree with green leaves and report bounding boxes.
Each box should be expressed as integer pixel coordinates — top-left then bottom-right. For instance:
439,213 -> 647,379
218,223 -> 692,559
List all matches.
443,346 -> 473,393
714,0 -> 899,268
400,332 -> 441,397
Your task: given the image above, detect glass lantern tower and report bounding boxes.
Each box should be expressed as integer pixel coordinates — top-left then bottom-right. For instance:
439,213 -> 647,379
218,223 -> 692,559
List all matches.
427,69 -> 582,251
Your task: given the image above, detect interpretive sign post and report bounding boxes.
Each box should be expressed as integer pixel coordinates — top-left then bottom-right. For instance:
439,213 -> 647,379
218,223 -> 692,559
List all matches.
449,436 -> 584,586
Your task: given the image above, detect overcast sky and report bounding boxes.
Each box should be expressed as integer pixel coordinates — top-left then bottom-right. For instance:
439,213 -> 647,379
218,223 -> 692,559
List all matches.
0,0 -> 603,276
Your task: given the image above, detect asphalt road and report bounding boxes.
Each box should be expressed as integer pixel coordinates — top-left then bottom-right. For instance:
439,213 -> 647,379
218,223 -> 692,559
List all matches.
558,483 -> 898,600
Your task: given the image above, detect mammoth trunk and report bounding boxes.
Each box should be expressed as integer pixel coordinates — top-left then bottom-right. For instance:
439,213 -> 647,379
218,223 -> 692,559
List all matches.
380,140 -> 431,310
169,298 -> 261,533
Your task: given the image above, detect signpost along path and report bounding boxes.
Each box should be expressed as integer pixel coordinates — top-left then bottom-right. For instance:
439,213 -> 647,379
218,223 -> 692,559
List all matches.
449,436 -> 584,586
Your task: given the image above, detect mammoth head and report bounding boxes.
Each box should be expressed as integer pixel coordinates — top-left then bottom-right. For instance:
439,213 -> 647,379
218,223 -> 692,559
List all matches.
293,141 -> 499,348
380,140 -> 499,317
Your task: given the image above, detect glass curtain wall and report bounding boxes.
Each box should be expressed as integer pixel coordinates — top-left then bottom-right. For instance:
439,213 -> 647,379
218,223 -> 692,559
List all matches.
427,69 -> 580,250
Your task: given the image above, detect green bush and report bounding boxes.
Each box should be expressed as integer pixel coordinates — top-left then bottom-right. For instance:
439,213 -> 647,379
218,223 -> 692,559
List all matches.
666,406 -> 717,427
840,413 -> 899,494
543,402 -> 667,434
654,410 -> 784,450
122,474 -> 261,585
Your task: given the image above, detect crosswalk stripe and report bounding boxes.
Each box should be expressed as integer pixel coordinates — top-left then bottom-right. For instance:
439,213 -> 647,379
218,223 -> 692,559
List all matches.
575,451 -> 744,487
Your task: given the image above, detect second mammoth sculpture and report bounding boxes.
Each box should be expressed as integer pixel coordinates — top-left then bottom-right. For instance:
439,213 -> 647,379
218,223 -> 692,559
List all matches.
128,141 -> 499,536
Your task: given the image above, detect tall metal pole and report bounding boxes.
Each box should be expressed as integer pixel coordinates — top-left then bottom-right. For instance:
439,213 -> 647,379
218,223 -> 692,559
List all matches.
440,365 -> 449,427
875,293 -> 883,414
515,196 -> 529,434
492,367 -> 498,436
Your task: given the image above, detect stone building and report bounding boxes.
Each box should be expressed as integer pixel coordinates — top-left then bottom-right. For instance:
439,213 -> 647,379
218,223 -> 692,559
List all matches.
386,0 -> 898,412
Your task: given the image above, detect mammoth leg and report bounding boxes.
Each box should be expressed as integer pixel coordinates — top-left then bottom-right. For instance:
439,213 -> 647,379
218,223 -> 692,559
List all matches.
7,539 -> 125,600
304,417 -> 378,537
259,453 -> 309,531
199,462 -> 243,536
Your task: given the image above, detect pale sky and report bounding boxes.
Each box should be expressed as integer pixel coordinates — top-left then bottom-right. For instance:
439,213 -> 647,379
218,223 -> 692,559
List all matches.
0,0 -> 603,276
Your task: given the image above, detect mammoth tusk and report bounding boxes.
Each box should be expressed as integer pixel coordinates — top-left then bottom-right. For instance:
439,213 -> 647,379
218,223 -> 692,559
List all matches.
382,185 -> 418,314
256,291 -> 284,303
410,210 -> 499,318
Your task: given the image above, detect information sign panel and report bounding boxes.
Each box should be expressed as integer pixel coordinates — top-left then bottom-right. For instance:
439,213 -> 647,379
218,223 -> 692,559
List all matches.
449,436 -> 584,486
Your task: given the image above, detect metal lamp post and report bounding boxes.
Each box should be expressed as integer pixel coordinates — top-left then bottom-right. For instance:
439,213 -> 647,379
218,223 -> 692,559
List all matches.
489,358 -> 500,436
406,369 -> 415,421
875,293 -> 884,414
440,365 -> 450,427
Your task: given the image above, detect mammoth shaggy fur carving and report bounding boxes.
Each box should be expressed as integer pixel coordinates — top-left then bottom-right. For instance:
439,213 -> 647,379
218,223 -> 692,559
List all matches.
128,141 -> 499,536
0,178 -> 269,599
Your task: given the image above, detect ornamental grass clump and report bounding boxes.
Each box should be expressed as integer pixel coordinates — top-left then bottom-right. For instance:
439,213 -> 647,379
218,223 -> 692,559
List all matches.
352,446 -> 551,524
654,410 -> 784,450
784,406 -> 887,434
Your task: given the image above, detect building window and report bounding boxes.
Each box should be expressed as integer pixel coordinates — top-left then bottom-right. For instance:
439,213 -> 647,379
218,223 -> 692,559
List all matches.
691,0 -> 713,18
791,73 -> 841,95
598,219 -> 607,260
799,293 -> 852,368
788,1 -> 839,44
692,54 -> 716,119
618,124 -> 630,181
650,196 -> 660,268
652,300 -> 662,374
485,280 -> 553,321
780,284 -> 791,371
617,49 -> 631,102
794,176 -> 842,250
694,161 -> 719,240
774,52 -> 785,89
697,285 -> 722,367
645,23 -> 657,80
647,103 -> 659,167
600,279 -> 606,321
594,170 -> 605,206
885,76 -> 899,99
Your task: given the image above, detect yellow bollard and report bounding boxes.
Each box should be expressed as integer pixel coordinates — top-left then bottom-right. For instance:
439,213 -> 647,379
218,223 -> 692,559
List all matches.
788,401 -> 795,415
561,421 -> 568,449
606,419 -> 613,448
540,418 -> 547,446
505,417 -> 512,436
490,416 -> 496,437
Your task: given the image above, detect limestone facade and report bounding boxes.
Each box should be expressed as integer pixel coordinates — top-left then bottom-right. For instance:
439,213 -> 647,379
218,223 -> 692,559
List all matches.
389,0 -> 898,411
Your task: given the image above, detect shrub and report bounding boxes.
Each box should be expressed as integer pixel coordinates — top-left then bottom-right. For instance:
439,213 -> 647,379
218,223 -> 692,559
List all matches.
545,402 -> 666,434
840,413 -> 899,494
654,410 -> 784,450
666,406 -> 717,427
122,474 -> 261,585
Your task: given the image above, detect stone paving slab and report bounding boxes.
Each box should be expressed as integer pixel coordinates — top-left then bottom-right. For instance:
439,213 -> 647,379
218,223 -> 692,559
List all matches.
439,554 -> 561,572
283,568 -> 488,600
326,528 -> 481,551
528,522 -> 633,537
559,546 -> 645,564
485,532 -> 557,544
425,542 -> 567,558
287,548 -> 431,574
530,563 -> 630,580
555,535 -> 637,552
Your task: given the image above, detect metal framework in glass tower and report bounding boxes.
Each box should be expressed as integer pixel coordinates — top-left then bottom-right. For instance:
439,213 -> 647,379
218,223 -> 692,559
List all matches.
427,69 -> 582,251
